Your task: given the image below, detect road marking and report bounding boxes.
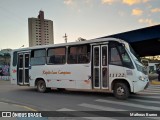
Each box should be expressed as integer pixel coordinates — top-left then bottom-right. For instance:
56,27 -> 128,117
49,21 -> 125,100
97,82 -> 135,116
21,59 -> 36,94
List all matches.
137,92 -> 160,95
79,103 -> 125,111
0,98 -> 37,111
144,88 -> 160,92
132,95 -> 160,99
84,117 -> 117,120
145,86 -> 160,89
130,99 -> 160,104
136,84 -> 160,95
96,99 -> 160,111
141,89 -> 160,92
147,85 -> 160,87
79,103 -> 160,120
57,108 -> 75,111
14,104 -> 37,111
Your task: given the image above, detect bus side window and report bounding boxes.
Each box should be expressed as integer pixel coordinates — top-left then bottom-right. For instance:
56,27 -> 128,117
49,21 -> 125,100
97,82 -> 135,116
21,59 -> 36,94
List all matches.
47,47 -> 66,65
49,56 -> 55,63
30,49 -> 46,65
13,52 -> 17,66
68,45 -> 90,64
68,54 -> 77,64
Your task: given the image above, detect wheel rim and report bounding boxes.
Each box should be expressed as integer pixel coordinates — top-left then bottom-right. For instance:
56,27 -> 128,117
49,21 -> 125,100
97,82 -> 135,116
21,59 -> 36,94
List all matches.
116,87 -> 125,96
39,82 -> 45,90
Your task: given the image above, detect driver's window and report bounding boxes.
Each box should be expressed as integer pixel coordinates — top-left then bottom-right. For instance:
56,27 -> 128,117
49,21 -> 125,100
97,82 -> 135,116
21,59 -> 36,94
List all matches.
110,47 -> 122,65
121,53 -> 131,62
118,46 -> 134,69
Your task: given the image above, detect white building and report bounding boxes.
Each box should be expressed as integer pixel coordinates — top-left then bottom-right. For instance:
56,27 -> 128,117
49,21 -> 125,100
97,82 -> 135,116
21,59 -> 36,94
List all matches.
28,10 -> 54,47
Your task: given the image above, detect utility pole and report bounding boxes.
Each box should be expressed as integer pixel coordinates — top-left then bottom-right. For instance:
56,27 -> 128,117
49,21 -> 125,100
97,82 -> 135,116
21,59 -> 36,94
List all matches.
63,33 -> 67,43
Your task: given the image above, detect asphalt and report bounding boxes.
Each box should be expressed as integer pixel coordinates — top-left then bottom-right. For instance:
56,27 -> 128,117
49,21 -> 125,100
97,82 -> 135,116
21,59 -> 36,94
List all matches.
0,101 -> 48,120
0,77 -> 160,120
0,80 -> 48,120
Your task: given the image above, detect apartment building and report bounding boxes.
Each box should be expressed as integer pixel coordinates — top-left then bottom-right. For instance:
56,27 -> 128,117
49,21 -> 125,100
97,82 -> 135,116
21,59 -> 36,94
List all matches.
28,10 -> 54,47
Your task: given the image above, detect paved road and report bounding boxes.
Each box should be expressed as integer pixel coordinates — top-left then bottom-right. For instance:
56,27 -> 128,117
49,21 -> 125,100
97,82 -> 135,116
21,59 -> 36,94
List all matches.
0,80 -> 160,120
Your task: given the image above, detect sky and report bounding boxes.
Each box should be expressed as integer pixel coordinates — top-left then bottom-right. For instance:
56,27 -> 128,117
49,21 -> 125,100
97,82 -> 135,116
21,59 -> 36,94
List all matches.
0,0 -> 160,49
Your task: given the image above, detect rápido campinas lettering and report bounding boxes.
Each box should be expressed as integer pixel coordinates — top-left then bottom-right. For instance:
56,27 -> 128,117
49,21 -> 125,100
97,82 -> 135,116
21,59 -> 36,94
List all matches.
43,70 -> 71,75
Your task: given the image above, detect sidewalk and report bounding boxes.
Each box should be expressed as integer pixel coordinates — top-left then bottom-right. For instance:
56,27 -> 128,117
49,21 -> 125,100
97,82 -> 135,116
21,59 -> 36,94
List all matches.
150,80 -> 160,85
148,74 -> 160,85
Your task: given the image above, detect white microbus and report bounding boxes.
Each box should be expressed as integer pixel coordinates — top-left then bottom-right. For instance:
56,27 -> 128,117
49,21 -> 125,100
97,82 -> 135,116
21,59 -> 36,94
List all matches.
10,38 -> 149,99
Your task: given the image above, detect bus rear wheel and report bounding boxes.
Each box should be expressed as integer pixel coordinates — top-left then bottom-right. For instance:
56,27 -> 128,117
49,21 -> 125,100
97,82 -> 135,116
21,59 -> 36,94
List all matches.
113,82 -> 129,100
37,80 -> 47,93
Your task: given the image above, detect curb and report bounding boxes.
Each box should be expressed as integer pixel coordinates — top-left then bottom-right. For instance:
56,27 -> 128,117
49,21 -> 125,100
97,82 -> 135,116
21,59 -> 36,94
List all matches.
150,80 -> 160,85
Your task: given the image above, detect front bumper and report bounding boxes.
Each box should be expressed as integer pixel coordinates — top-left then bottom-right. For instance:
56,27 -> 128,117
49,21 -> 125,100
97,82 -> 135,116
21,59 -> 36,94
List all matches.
144,81 -> 149,89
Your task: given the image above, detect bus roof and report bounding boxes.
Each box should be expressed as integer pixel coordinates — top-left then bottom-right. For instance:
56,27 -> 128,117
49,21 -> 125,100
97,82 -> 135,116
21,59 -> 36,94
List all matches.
12,37 -> 126,52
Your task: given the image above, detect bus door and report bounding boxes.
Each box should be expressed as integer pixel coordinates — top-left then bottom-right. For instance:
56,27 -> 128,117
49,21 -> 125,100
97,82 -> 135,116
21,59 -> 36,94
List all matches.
17,52 -> 30,85
93,45 -> 108,89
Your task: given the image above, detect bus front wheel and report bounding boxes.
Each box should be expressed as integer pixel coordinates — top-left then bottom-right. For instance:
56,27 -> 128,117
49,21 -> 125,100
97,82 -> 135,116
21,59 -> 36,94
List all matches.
113,83 -> 129,100
37,80 -> 47,93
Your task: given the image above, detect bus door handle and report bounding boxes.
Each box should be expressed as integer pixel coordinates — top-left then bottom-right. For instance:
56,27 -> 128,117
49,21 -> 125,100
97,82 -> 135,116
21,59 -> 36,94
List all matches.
84,65 -> 89,67
69,80 -> 74,82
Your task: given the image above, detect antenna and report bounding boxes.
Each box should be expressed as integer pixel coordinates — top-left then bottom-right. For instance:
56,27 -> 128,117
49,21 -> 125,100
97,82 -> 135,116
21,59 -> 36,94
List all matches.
63,33 -> 68,43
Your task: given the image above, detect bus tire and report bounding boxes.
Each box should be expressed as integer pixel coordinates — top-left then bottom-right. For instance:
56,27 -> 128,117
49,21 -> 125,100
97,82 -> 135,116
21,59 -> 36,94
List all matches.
113,82 -> 129,100
37,80 -> 47,93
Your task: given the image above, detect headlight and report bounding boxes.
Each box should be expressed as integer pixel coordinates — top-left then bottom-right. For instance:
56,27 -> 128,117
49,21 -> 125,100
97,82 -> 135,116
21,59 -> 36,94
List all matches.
139,76 -> 145,81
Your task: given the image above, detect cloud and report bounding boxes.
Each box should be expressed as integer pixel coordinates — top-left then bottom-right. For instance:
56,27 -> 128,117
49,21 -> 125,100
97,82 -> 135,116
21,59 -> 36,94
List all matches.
132,9 -> 143,16
138,18 -> 158,26
101,0 -> 116,5
64,0 -> 74,5
151,8 -> 160,13
122,0 -> 149,5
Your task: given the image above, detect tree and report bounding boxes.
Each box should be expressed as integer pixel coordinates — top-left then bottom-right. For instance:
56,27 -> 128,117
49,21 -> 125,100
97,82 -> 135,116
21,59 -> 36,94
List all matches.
3,53 -> 10,65
76,37 -> 86,42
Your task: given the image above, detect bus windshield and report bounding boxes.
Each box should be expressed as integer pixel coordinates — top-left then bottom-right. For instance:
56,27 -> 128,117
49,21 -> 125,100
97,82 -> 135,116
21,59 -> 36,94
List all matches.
128,44 -> 141,62
127,44 -> 148,74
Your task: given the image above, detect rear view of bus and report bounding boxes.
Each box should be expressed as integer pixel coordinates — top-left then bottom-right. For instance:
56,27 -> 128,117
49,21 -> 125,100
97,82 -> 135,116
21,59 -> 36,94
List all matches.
10,38 -> 149,100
